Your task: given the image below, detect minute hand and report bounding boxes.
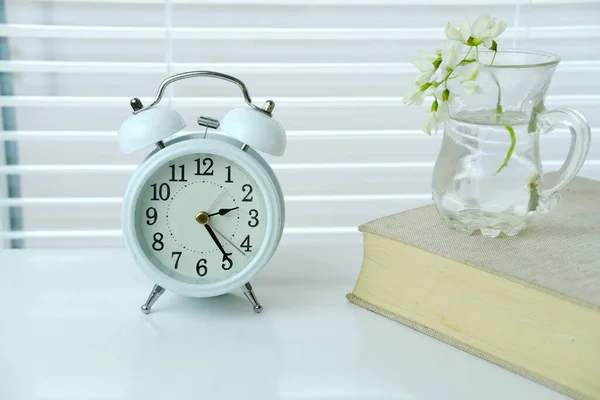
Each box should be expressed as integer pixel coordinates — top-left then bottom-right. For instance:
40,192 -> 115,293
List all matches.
204,224 -> 230,257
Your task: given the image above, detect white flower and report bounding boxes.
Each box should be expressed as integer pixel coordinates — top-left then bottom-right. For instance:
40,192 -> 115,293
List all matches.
415,70 -> 434,86
441,42 -> 462,70
403,84 -> 424,106
444,22 -> 462,42
445,15 -> 506,48
423,112 -> 438,136
422,98 -> 451,136
410,49 -> 440,72
454,63 -> 482,94
454,62 -> 481,82
471,15 -> 507,47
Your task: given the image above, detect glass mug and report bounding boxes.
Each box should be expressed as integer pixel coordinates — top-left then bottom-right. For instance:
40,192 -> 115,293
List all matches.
432,50 -> 591,238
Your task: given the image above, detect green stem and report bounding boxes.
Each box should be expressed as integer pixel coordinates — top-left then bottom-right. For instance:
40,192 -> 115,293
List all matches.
487,53 -> 513,173
464,46 -> 473,60
490,50 -> 498,65
496,125 -> 516,174
475,45 -> 479,61
442,69 -> 452,88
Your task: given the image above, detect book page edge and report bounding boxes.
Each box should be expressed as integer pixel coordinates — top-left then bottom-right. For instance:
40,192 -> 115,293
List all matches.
345,292 -> 588,400
362,232 -> 600,312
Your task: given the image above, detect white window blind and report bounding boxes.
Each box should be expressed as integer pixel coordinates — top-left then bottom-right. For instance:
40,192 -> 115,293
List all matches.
0,0 -> 599,248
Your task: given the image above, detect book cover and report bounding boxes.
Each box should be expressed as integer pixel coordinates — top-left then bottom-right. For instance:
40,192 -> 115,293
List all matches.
347,176 -> 600,399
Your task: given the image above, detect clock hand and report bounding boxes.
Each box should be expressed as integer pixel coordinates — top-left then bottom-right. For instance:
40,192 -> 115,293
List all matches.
204,223 -> 232,260
208,207 -> 239,217
211,224 -> 246,257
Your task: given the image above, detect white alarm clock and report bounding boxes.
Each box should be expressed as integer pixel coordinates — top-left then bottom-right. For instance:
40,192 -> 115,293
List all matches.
117,71 -> 286,314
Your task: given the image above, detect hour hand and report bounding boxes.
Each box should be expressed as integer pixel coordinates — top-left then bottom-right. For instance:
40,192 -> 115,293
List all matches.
208,207 -> 239,217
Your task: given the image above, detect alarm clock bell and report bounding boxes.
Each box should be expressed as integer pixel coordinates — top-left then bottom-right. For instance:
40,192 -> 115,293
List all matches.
118,103 -> 186,154
117,71 -> 286,157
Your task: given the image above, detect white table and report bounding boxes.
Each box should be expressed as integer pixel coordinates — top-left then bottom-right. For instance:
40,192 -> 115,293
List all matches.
0,248 -> 567,400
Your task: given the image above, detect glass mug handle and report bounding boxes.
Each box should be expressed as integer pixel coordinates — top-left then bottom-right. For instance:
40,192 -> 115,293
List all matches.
537,108 -> 591,212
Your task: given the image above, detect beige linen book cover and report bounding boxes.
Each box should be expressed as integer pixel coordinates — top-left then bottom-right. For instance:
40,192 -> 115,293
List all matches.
347,176 -> 600,399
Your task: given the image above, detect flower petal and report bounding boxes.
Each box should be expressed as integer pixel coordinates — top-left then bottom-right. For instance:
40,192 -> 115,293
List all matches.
444,23 -> 463,41
411,50 -> 437,72
416,49 -> 438,61
471,15 -> 493,38
411,59 -> 434,72
403,84 -> 425,106
454,62 -> 481,82
459,17 -> 471,43
441,42 -> 463,69
490,20 -> 507,38
423,112 -> 439,136
415,70 -> 434,85
436,101 -> 451,122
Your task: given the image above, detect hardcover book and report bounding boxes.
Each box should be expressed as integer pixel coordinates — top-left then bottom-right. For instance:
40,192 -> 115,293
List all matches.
347,176 -> 600,399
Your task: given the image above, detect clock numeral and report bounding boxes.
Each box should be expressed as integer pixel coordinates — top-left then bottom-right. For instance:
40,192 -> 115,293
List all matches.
171,251 -> 182,269
222,254 -> 233,271
242,184 -> 253,202
150,183 -> 170,201
196,258 -> 208,277
146,207 -> 158,225
169,164 -> 187,182
248,209 -> 259,227
152,232 -> 164,251
195,157 -> 214,176
225,165 -> 234,183
241,235 -> 252,253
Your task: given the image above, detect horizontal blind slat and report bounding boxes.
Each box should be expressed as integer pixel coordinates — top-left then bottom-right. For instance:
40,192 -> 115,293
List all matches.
26,0 -> 600,5
4,160 -> 600,174
0,193 -> 432,207
1,95 -> 598,108
1,60 -> 598,74
0,61 -> 411,74
1,24 -> 599,40
0,227 -> 357,239
0,163 -> 431,174
0,129 -> 423,140
5,128 -> 599,142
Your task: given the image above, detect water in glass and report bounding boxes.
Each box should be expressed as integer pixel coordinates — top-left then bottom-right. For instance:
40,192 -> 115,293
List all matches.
432,50 -> 590,238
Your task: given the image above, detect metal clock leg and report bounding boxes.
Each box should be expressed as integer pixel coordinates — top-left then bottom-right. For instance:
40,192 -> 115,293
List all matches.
242,282 -> 263,313
141,284 -> 165,314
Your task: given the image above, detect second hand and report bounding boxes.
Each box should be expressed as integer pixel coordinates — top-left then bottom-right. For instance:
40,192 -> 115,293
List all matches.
206,188 -> 225,212
211,225 -> 246,257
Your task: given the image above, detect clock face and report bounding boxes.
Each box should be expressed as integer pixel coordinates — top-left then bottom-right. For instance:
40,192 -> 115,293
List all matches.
134,153 -> 267,285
